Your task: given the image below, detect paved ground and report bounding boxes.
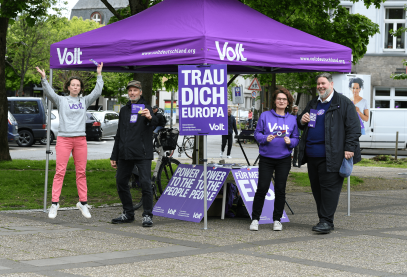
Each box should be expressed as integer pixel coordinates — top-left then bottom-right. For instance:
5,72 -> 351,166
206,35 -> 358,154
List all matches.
2,184 -> 407,276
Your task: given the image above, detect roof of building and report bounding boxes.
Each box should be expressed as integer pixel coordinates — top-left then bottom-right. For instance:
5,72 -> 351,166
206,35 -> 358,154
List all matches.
72,0 -> 128,10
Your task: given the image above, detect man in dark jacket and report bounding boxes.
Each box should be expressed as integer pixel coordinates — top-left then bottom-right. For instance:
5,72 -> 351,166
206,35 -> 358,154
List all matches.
110,80 -> 158,227
297,73 -> 361,234
220,107 -> 238,159
152,106 -> 166,139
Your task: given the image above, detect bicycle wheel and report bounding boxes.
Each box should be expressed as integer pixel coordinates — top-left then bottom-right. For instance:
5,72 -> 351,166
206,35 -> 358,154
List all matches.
183,137 -> 194,159
156,158 -> 180,195
129,174 -> 143,211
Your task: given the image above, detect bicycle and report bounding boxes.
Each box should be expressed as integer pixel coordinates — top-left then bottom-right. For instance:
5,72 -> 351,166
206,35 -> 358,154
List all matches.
176,135 -> 195,159
129,128 -> 180,210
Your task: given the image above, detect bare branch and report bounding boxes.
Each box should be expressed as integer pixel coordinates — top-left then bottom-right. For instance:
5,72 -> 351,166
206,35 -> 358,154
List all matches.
100,0 -> 124,20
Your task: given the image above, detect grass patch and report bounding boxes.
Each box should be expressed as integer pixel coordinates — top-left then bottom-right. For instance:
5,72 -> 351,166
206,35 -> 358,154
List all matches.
288,172 -> 364,188
0,159 -> 162,210
357,156 -> 407,168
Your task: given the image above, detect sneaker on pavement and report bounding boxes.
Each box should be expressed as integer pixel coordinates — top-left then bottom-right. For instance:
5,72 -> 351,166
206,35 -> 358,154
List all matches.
273,220 -> 283,231
111,213 -> 135,224
220,152 -> 224,158
227,156 -> 232,159
48,203 -> 59,219
250,219 -> 259,231
142,215 -> 153,227
76,202 -> 91,219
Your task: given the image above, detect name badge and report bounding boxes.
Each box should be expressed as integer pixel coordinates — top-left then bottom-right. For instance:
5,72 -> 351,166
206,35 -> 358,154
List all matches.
308,109 -> 317,128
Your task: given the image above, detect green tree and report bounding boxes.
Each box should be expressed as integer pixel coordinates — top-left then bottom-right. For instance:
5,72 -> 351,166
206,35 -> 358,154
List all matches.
101,0 -> 162,105
0,0 -> 61,161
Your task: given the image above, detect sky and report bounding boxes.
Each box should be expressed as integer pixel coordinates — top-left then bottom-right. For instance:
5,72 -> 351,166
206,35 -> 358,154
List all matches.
52,0 -> 79,18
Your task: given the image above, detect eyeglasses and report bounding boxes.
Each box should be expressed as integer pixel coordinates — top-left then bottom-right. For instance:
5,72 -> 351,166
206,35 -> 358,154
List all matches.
276,98 -> 288,102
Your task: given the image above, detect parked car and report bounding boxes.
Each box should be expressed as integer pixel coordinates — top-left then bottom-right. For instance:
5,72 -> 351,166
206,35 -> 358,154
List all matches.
39,110 -> 102,143
233,110 -> 249,123
359,109 -> 407,149
8,111 -> 19,144
86,112 -> 102,141
8,97 -> 47,147
89,111 -> 119,138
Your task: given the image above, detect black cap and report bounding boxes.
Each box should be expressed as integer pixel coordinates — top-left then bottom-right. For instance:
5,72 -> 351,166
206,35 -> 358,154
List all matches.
152,106 -> 158,109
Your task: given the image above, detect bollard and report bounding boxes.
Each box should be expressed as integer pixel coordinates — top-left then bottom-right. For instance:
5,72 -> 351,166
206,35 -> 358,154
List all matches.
395,131 -> 399,161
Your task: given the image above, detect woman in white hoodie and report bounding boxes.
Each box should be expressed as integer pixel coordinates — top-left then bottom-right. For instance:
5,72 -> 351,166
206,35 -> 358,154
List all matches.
36,63 -> 103,219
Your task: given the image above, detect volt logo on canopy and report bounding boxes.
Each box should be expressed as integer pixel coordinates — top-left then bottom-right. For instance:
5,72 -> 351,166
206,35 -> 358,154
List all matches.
57,48 -> 83,65
215,41 -> 247,62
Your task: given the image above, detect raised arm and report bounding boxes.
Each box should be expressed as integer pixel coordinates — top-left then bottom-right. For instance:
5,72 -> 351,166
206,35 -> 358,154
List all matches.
36,67 -> 60,106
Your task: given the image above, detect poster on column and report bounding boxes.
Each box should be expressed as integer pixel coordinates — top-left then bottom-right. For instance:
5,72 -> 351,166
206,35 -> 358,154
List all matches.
178,64 -> 228,136
153,164 -> 230,222
332,74 -> 371,135
231,167 -> 289,224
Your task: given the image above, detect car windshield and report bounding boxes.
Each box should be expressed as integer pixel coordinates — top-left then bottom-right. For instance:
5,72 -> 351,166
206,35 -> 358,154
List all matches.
92,112 -> 104,121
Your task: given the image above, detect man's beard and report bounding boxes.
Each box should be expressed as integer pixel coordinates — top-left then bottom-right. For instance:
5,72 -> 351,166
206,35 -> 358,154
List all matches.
319,87 -> 332,99
130,96 -> 140,103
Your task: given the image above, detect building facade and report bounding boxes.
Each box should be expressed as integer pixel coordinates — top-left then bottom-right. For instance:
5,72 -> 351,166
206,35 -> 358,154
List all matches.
344,0 -> 407,109
70,0 -> 128,25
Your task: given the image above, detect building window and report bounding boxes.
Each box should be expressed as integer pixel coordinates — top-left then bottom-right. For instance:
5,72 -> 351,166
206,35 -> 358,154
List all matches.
374,87 -> 407,108
91,12 -> 102,24
384,8 -> 405,50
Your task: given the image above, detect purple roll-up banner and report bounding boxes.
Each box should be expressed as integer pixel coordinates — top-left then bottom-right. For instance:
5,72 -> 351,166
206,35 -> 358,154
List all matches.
178,65 -> 228,136
308,109 -> 317,128
231,167 -> 289,224
153,164 -> 230,222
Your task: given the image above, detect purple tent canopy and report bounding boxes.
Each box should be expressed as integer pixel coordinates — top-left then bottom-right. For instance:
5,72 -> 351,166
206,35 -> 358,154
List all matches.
50,0 -> 352,74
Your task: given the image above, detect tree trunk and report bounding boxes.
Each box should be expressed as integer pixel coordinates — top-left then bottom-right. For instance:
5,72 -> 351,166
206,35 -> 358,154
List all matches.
192,135 -> 204,165
0,16 -> 12,161
133,72 -> 153,106
295,92 -> 302,106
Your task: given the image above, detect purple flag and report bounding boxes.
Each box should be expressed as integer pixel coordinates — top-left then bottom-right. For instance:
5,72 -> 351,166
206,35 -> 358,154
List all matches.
153,164 -> 230,222
231,167 -> 289,224
308,109 -> 317,128
178,64 -> 228,136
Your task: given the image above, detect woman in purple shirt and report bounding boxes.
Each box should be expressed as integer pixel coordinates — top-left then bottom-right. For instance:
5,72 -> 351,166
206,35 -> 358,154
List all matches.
250,89 -> 299,231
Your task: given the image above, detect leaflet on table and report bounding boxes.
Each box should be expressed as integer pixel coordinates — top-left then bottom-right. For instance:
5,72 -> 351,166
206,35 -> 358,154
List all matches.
231,167 -> 289,224
153,164 -> 230,222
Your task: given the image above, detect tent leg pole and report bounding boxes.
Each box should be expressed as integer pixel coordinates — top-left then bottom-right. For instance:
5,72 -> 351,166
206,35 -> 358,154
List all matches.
203,135 -> 208,230
43,69 -> 53,212
347,176 -> 351,216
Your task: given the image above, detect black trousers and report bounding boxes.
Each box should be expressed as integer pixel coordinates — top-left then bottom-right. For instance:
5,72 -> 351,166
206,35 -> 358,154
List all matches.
116,159 -> 153,218
307,156 -> 344,226
293,145 -> 299,165
221,133 -> 233,156
252,155 -> 291,221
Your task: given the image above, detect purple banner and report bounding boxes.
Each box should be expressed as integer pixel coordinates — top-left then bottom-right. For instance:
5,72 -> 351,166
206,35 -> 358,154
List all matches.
153,164 -> 230,222
178,64 -> 228,136
308,109 -> 317,128
231,167 -> 289,224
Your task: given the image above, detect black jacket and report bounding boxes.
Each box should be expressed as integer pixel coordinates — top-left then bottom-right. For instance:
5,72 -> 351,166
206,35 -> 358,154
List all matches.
297,90 -> 361,172
154,112 -> 166,128
110,97 -> 158,161
227,115 -> 238,135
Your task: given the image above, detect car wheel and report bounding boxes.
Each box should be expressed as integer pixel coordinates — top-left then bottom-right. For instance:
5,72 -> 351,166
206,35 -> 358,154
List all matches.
39,133 -> 54,145
17,130 -> 35,147
96,135 -> 102,141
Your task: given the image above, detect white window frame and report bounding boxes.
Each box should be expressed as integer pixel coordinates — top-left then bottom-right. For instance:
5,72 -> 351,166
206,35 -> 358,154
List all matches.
374,87 -> 407,108
91,12 -> 102,24
383,8 -> 406,51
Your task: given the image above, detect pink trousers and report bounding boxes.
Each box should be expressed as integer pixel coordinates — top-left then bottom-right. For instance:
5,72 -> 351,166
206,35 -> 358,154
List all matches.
52,136 -> 88,202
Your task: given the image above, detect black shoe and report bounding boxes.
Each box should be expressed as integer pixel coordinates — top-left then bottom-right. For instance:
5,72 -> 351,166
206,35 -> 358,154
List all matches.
111,214 -> 134,224
312,222 -> 334,234
142,215 -> 153,227
293,163 -> 297,167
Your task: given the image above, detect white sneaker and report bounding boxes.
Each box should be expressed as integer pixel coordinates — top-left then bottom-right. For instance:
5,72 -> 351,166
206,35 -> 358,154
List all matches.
227,156 -> 232,159
76,202 -> 91,219
48,203 -> 59,219
220,152 -> 224,158
250,220 -> 259,231
273,220 -> 283,231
